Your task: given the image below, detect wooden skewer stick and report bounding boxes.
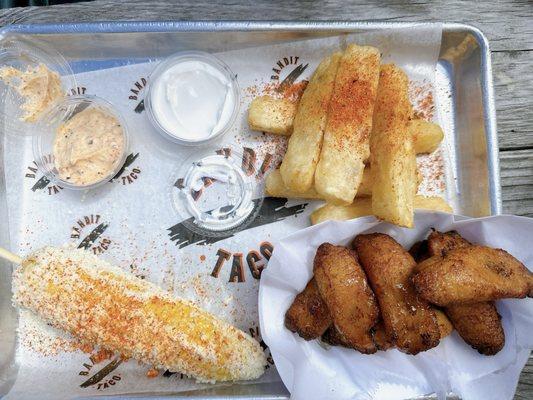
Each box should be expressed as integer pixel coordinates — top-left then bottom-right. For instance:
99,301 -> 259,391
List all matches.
0,247 -> 22,265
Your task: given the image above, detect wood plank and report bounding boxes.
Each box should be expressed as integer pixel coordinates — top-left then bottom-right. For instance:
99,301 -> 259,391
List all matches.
516,358 -> 533,400
493,50 -> 533,150
0,0 -> 532,51
500,149 -> 533,217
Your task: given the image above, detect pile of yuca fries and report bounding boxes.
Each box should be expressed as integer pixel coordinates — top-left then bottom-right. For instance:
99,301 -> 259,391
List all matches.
248,43 -> 451,228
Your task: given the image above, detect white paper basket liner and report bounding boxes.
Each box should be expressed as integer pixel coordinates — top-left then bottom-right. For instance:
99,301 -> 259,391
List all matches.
259,212 -> 533,400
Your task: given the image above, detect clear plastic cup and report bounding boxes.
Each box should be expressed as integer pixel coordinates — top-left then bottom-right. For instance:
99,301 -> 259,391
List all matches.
0,36 -> 76,137
169,147 -> 265,237
32,95 -> 129,190
145,51 -> 239,146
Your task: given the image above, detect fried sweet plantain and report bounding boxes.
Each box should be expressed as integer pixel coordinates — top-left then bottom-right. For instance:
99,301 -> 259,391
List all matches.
410,230 -> 471,263
284,278 -> 332,340
313,243 -> 379,354
326,311 -> 451,351
434,308 -> 453,339
372,320 -> 395,351
411,230 -> 505,355
321,325 -> 348,347
445,302 -> 504,355
353,233 -> 440,355
427,230 -> 471,258
412,245 -> 532,306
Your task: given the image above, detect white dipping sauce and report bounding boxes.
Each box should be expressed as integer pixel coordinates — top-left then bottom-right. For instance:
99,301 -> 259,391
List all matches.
150,60 -> 235,141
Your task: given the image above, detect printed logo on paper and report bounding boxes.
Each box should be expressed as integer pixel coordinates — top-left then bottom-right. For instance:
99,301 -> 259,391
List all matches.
270,55 -> 308,93
69,86 -> 88,96
208,241 -> 273,283
110,152 -> 142,185
79,354 -> 123,390
70,214 -> 112,255
128,77 -> 147,113
24,158 -> 64,196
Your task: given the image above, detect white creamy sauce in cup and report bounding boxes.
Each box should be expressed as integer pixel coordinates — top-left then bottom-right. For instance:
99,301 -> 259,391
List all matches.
150,60 -> 235,142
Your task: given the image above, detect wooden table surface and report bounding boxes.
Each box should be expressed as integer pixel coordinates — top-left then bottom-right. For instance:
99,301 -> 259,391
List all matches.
0,0 -> 531,398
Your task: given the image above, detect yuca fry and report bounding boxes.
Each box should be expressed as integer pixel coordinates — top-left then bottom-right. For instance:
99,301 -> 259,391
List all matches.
370,64 -> 417,227
280,52 -> 342,192
311,198 -> 372,225
267,166 -> 421,201
284,278 -> 332,340
248,96 -> 297,136
266,167 -> 372,199
310,195 -> 453,225
412,195 -> 453,213
248,96 -> 444,155
353,233 -> 440,355
409,119 -> 444,154
313,243 -> 379,354
314,45 -> 381,204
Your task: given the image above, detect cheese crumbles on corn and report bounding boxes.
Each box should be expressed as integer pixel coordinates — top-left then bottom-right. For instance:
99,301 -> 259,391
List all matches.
12,246 -> 267,382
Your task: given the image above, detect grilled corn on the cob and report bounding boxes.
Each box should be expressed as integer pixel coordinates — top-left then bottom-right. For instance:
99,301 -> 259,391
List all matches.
13,246 -> 266,382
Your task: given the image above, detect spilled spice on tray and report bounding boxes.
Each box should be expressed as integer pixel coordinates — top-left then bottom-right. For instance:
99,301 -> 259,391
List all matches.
409,80 -> 435,121
146,368 -> 159,378
90,347 -> 114,364
416,149 -> 446,196
243,79 -> 307,103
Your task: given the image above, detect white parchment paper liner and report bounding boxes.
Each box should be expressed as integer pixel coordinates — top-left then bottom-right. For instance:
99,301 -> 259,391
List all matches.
2,24 -> 444,398
259,212 -> 533,400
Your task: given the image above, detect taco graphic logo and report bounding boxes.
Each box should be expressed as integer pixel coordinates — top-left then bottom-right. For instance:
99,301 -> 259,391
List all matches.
79,354 -> 123,390
210,242 -> 272,283
128,77 -> 147,113
70,214 -> 111,255
110,152 -> 142,185
270,55 -> 308,92
24,159 -> 63,196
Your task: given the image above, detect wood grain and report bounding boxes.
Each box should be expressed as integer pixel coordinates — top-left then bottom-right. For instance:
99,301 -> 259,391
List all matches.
493,50 -> 533,150
0,1 -> 530,399
0,0 -> 530,51
501,149 -> 533,216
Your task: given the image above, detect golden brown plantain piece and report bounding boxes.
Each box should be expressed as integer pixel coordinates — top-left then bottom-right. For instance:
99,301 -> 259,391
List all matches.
321,326 -> 348,347
410,230 -> 471,263
445,302 -> 504,355
427,230 -> 471,258
353,233 -> 440,355
327,311 -> 451,351
284,278 -> 332,340
373,320 -> 395,351
321,320 -> 394,351
411,231 -> 505,355
313,243 -> 379,354
434,309 -> 453,339
324,311 -> 451,351
412,245 -> 532,306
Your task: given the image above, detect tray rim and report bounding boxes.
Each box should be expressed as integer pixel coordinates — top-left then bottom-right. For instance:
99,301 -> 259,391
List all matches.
0,20 -> 503,400
0,20 -> 501,215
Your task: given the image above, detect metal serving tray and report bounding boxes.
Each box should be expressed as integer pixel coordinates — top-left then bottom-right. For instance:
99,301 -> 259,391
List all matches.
0,21 -> 499,399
